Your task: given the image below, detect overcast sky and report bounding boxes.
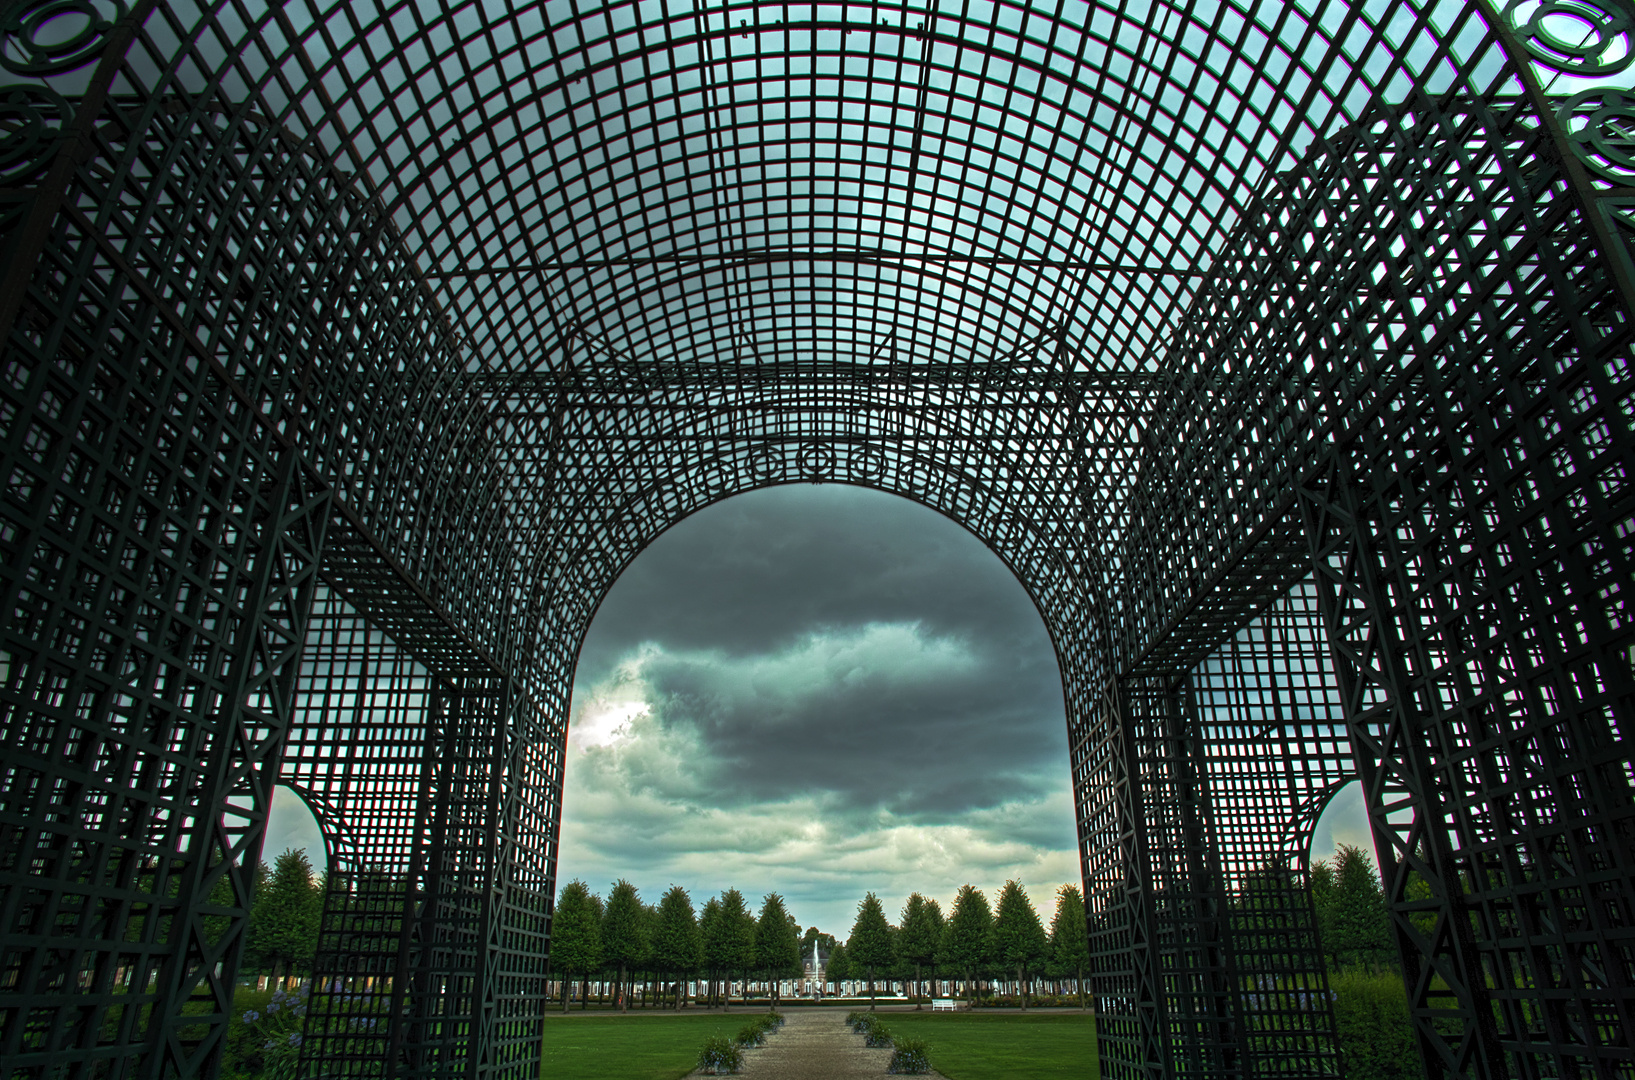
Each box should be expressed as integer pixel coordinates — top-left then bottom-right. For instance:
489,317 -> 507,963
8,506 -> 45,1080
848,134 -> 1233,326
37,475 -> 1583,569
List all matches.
558,484 -> 1077,934
268,483 -> 1375,936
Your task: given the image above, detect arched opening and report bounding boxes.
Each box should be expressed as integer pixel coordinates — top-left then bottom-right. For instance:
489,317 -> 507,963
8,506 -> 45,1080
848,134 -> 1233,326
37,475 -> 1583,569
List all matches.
560,484 -> 1076,934
264,785 -> 329,878
3,0 -> 1633,1077
1308,781 -> 1376,873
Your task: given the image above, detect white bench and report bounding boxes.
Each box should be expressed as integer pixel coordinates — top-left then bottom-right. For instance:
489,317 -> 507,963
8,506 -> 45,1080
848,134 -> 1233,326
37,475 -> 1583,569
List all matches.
931,999 -> 958,1012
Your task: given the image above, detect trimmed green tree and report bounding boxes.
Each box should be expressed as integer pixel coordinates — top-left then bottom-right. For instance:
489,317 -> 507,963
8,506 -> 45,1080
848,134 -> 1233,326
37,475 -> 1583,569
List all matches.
754,893 -> 802,1007
652,885 -> 702,1008
826,941 -> 851,995
699,895 -> 725,1008
847,892 -> 895,1011
1311,857 -> 1341,970
717,888 -> 757,1008
639,901 -> 659,1006
602,879 -> 647,1012
247,848 -> 322,985
897,893 -> 942,1009
800,926 -> 837,956
991,880 -> 1048,1010
1048,883 -> 1092,1010
1332,844 -> 1393,972
552,880 -> 603,1011
940,884 -> 993,1005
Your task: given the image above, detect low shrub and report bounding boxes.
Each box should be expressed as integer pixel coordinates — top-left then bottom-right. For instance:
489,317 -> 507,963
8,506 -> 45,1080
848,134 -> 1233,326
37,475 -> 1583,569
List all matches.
849,1012 -> 893,1040
888,1036 -> 932,1075
1330,971 -> 1424,1080
732,1011 -> 786,1049
987,993 -> 1075,1008
698,1034 -> 743,1075
223,985 -> 311,1080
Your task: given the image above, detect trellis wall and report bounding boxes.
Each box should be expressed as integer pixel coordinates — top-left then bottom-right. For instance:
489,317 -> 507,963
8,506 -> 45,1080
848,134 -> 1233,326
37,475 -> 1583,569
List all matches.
2,1 -> 1635,1079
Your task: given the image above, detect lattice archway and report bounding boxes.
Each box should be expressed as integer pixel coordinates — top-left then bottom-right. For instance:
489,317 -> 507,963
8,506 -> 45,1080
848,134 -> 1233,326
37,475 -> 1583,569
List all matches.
2,1 -> 1634,1079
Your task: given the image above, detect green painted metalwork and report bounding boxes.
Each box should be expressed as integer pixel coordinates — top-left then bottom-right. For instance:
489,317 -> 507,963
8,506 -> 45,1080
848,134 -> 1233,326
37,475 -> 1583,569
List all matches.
2,1 -> 1633,1077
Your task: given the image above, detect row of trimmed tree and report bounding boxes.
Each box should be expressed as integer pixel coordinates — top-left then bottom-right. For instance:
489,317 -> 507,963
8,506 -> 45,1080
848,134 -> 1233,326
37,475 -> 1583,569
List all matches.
836,881 -> 1090,1012
548,879 -> 1093,1014
549,881 -> 806,1012
546,854 -> 1398,1015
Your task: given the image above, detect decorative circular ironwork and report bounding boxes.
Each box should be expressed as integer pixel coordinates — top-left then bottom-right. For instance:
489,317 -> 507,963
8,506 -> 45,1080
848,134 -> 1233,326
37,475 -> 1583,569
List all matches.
794,441 -> 836,479
846,443 -> 886,484
0,0 -> 125,77
747,442 -> 784,484
1504,0 -> 1635,78
0,82 -> 69,186
1561,88 -> 1635,183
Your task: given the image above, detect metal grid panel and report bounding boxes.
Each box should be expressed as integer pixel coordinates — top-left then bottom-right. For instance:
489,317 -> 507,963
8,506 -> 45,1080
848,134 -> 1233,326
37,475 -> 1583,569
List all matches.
1,0 -> 1634,1078
1189,581 -> 1353,1079
0,302 -> 330,1075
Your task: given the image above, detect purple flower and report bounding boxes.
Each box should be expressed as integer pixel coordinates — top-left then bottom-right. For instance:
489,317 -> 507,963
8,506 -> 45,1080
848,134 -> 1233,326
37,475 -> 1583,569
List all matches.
242,1011 -> 260,1023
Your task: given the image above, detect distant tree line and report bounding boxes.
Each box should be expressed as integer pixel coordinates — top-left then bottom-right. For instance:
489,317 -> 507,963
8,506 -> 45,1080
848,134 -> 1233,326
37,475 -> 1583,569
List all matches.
549,879 -> 1093,1013
1309,843 -> 1394,971
550,881 -> 805,1012
217,848 -> 324,984
829,881 -> 1092,1012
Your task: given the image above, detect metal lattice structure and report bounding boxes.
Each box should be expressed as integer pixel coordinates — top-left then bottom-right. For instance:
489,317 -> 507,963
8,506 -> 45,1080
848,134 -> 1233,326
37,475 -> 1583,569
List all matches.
2,0 -> 1634,1077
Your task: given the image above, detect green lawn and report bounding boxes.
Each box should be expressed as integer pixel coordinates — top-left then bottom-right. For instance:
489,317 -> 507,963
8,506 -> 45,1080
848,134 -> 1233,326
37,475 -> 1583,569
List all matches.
880,1011 -> 1100,1080
539,1012 -> 735,1080
537,1009 -> 1099,1080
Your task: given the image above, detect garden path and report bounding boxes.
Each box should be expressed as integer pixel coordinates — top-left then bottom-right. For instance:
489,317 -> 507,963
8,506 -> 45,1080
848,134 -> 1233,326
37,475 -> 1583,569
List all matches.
699,1007 -> 947,1080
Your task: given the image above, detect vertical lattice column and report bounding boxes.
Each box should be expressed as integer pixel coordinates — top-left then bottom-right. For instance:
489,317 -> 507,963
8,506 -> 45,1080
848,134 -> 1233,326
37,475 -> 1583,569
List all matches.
286,636 -> 556,1080
1126,674 -> 1245,1080
0,306 -> 330,1077
1303,353 -> 1635,1080
283,589 -> 436,1076
484,690 -> 558,1080
1094,580 -> 1353,1080
1088,680 -> 1172,1080
1189,581 -> 1351,1080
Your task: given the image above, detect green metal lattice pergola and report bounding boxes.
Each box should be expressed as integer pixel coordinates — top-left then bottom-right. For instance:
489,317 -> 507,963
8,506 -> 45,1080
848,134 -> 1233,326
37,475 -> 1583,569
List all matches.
2,0 -> 1634,1077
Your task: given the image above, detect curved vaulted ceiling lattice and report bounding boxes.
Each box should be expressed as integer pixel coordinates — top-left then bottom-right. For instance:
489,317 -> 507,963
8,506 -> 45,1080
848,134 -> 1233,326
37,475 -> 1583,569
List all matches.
3,0 -> 1635,1078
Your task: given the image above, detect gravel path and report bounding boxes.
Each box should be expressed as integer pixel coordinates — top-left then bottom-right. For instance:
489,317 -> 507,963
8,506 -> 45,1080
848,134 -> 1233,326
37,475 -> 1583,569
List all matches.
693,1008 -> 947,1080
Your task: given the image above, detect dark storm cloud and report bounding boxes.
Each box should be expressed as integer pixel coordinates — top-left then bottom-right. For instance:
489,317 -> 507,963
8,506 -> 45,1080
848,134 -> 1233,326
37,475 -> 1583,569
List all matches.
571,485 -> 1067,818
576,485 -> 1054,677
633,628 -> 1059,815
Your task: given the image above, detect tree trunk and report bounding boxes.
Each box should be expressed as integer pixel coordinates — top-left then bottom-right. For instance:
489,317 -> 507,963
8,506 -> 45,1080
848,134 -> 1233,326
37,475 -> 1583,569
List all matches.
1017,964 -> 1028,1010
1077,964 -> 1087,1011
868,968 -> 876,1011
562,975 -> 570,1013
